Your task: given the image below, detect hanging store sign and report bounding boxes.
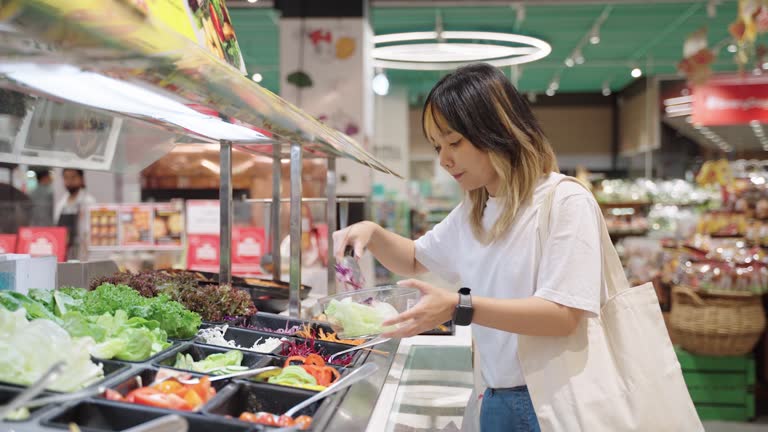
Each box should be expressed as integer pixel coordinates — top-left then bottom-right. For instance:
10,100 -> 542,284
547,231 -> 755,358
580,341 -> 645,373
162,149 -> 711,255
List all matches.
692,81 -> 768,126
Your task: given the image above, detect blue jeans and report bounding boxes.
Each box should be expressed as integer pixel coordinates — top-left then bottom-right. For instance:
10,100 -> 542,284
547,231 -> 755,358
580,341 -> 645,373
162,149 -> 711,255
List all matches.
480,386 -> 541,432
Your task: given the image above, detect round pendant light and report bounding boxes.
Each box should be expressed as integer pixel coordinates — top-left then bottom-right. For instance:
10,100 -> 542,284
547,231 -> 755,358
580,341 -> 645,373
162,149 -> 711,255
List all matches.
373,31 -> 552,71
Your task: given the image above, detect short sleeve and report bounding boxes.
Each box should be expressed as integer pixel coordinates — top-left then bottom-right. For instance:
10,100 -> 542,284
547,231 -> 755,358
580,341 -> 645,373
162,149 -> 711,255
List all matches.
413,203 -> 464,283
534,184 -> 602,316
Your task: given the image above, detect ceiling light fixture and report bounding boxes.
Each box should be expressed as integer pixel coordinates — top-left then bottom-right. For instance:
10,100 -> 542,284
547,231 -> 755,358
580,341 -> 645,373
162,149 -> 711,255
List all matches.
727,44 -> 738,53
602,82 -> 611,96
251,73 -> 263,83
589,28 -> 601,45
574,49 -> 585,65
631,67 -> 642,78
545,88 -> 556,96
564,57 -> 575,67
372,31 -> 552,70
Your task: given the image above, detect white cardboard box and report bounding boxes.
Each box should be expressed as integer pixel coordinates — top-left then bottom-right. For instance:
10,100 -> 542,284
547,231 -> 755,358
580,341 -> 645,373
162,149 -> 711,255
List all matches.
0,254 -> 56,294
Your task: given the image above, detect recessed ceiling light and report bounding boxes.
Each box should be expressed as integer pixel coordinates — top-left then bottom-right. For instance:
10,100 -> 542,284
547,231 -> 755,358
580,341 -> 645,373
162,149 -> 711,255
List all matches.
545,88 -> 556,96
727,44 -> 738,53
631,68 -> 642,78
252,73 -> 263,82
564,57 -> 575,67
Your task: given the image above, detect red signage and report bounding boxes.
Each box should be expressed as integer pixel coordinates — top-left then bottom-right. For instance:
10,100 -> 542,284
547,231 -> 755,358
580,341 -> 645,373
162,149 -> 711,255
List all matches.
17,227 -> 67,262
232,227 -> 265,276
187,234 -> 220,273
0,235 -> 17,254
692,81 -> 768,126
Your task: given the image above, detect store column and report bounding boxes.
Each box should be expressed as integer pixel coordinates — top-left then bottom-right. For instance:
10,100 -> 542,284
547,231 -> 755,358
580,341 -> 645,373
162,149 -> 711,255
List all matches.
277,0 -> 372,196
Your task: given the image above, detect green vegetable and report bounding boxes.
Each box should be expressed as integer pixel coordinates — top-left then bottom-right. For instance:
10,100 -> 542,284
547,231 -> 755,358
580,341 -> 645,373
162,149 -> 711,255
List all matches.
0,308 -> 104,392
53,289 -> 84,317
0,291 -> 61,324
62,310 -> 170,361
324,298 -> 398,338
268,365 -> 317,387
4,407 -> 30,421
172,349 -> 244,373
82,284 -> 201,339
28,288 -> 54,311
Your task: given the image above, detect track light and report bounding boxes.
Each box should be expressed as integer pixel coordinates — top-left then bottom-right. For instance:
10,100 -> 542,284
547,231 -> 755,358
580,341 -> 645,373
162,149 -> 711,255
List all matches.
589,28 -> 600,45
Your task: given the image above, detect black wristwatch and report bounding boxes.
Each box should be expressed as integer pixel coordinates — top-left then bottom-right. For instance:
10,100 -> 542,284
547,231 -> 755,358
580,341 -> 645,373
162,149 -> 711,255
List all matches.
453,287 -> 474,326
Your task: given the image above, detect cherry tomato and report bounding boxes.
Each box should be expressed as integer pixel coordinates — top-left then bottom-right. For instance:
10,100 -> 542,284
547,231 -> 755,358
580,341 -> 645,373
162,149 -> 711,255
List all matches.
254,411 -> 279,426
276,415 -> 295,427
238,412 -> 259,423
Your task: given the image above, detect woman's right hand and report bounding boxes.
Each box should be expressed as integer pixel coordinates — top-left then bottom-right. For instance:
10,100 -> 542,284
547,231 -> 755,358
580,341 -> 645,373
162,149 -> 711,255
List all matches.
333,221 -> 379,261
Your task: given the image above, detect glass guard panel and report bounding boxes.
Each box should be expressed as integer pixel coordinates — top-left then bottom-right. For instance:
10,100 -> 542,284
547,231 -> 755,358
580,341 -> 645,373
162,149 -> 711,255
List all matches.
386,345 -> 473,432
0,92 -> 181,173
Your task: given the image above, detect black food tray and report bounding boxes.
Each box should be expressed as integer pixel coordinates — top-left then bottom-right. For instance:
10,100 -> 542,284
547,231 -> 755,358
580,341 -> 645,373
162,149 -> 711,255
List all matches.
274,336 -> 364,367
0,384 -> 56,422
204,381 -> 322,424
0,358 -> 129,394
221,312 -> 334,338
93,341 -> 179,364
42,400 -> 259,432
196,326 -> 286,355
153,343 -> 274,373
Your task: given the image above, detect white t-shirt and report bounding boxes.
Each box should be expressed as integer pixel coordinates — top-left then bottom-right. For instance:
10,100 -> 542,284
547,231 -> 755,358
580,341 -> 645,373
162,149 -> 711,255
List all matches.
414,172 -> 603,389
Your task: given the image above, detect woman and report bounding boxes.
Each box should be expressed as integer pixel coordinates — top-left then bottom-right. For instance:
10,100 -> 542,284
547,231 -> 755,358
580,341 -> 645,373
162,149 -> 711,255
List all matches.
333,63 -> 603,432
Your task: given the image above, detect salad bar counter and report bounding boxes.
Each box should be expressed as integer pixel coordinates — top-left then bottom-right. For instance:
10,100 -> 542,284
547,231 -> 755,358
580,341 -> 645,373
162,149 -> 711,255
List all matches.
0,300 -> 400,432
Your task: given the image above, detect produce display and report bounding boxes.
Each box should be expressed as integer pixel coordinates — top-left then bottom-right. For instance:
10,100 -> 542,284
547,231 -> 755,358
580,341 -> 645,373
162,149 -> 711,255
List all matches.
197,325 -> 283,353
324,297 -> 398,338
90,271 -> 257,322
261,354 -> 340,391
172,350 -> 248,375
0,308 -> 104,392
103,374 -> 216,412
295,324 -> 365,346
0,275 -> 383,431
0,290 -> 171,361
238,411 -> 313,430
280,338 -> 355,367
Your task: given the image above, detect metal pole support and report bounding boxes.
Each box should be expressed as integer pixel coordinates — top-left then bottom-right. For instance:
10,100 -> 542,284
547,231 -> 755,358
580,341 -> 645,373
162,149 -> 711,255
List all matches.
219,140 -> 233,287
326,157 -> 337,295
288,142 -> 303,317
271,143 -> 282,282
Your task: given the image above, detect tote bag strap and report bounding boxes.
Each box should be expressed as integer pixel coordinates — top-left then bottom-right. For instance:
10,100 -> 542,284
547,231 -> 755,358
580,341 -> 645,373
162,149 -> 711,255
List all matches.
537,176 -> 631,302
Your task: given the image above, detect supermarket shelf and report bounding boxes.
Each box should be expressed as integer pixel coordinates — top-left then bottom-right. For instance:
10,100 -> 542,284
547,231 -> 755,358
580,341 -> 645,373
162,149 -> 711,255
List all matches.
0,0 -> 400,177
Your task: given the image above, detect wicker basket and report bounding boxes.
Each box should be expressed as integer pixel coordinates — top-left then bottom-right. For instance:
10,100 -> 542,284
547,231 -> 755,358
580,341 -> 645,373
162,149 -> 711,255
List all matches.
670,286 -> 766,356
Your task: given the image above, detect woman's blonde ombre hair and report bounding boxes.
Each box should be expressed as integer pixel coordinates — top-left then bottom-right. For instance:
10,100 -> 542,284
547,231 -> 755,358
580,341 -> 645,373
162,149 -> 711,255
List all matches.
422,63 -> 558,243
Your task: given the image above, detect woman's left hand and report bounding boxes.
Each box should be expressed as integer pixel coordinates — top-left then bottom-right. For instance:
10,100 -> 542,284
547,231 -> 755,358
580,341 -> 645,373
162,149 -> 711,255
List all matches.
381,279 -> 457,338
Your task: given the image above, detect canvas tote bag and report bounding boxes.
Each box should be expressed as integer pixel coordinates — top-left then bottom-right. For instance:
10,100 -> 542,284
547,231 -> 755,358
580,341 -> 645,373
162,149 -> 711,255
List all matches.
518,176 -> 703,432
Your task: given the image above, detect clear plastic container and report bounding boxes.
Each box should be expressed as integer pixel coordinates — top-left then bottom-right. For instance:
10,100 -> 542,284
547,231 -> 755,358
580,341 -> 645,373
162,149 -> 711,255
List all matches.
306,286 -> 421,338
